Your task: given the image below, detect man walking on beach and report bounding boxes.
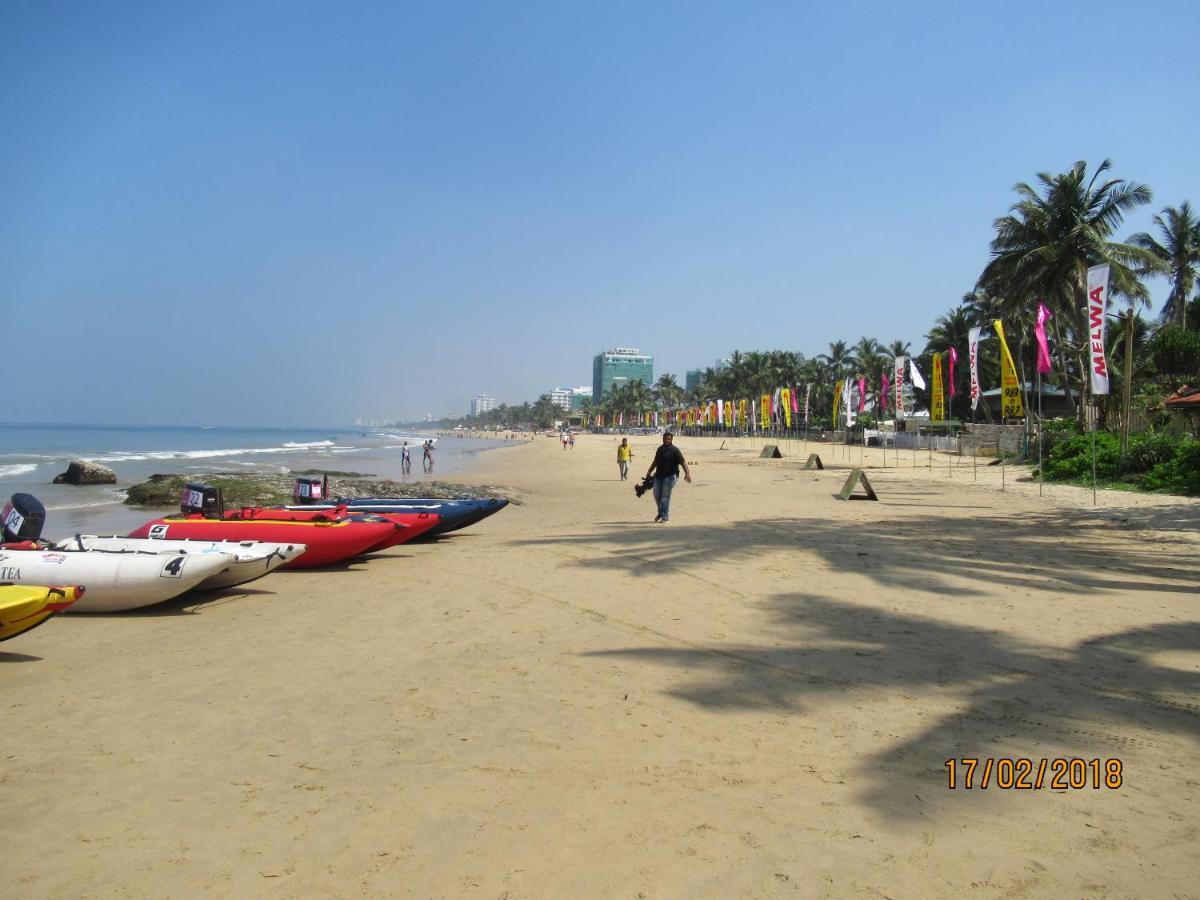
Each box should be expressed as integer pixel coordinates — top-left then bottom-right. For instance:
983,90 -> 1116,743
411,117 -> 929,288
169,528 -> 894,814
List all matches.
422,440 -> 434,472
645,432 -> 691,523
617,438 -> 633,480
401,442 -> 411,474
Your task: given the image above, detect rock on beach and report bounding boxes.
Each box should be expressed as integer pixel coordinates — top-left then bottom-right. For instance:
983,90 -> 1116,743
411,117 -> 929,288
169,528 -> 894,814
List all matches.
53,459 -> 118,485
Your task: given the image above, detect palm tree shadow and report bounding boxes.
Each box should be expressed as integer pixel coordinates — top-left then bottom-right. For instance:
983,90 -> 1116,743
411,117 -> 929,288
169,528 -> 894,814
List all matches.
585,593 -> 1200,822
510,509 -> 1200,597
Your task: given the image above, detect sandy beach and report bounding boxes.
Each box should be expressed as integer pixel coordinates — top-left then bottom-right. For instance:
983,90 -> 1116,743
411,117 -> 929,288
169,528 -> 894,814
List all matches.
3,432 -> 1198,897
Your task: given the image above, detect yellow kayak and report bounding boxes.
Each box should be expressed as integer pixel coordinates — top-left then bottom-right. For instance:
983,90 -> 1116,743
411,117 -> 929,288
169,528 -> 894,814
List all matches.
0,585 -> 83,643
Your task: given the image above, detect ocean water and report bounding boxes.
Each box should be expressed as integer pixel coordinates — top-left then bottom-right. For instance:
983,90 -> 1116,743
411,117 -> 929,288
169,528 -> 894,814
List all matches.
0,423 -> 509,538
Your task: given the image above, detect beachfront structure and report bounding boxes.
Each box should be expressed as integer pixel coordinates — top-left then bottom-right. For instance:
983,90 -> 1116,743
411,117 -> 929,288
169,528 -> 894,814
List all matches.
470,394 -> 496,416
569,387 -> 592,410
593,347 -> 653,399
549,388 -> 573,411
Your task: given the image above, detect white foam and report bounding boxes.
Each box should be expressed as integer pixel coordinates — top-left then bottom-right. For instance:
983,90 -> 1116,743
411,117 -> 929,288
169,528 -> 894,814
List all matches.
0,463 -> 38,479
87,443 -> 355,463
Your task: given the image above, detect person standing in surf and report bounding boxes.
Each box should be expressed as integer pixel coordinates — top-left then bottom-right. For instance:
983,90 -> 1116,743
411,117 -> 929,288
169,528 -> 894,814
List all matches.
644,432 -> 690,523
401,442 -> 412,474
422,440 -> 434,472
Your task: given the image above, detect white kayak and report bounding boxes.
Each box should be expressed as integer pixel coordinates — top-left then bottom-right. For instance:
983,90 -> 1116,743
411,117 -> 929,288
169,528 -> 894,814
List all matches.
53,536 -> 306,591
0,547 -> 229,613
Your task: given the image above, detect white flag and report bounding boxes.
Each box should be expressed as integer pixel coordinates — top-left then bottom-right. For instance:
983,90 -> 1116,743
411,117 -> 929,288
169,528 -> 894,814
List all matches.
843,378 -> 856,426
717,399 -> 724,424
1087,264 -> 1111,395
909,359 -> 927,391
968,327 -> 982,411
894,356 -> 906,418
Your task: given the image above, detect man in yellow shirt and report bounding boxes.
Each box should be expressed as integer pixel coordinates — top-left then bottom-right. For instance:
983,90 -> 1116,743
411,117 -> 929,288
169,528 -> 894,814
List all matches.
616,438 -> 633,481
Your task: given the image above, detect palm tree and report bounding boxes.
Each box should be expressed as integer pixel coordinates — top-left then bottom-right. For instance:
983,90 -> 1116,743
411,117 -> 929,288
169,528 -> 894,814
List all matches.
1128,201 -> 1200,328
653,373 -> 684,410
886,339 -> 912,360
980,160 -> 1164,418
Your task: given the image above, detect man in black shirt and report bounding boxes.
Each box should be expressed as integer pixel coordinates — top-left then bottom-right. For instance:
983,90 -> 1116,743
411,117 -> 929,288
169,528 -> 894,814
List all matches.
644,432 -> 692,523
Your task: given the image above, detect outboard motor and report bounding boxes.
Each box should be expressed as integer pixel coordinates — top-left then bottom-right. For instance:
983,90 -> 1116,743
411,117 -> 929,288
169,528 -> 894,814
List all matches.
293,476 -> 327,504
180,482 -> 223,518
2,493 -> 46,543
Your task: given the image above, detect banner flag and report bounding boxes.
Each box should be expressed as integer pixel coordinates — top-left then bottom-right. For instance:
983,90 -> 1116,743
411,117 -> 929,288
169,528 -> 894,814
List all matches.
910,359 -> 927,391
739,398 -> 747,427
751,397 -> 758,430
880,370 -> 890,415
781,388 -> 792,426
948,347 -> 958,398
760,394 -> 770,428
994,319 -> 1025,417
1087,265 -> 1111,395
791,387 -> 799,414
969,328 -> 981,411
1035,302 -> 1054,375
856,377 -> 867,413
931,352 -> 945,421
727,400 -> 734,428
894,357 -> 906,418
804,384 -> 811,423
832,380 -> 844,425
717,399 -> 724,424
843,378 -> 856,426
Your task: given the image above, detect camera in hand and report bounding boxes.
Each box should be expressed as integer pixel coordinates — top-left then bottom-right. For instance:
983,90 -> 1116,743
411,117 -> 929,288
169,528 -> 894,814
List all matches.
634,475 -> 654,498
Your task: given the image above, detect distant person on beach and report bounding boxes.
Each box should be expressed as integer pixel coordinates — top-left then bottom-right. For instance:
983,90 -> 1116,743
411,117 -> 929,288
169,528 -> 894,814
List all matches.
561,432 -> 568,450
423,440 -> 434,472
401,442 -> 411,474
645,432 -> 691,523
617,438 -> 633,480
568,433 -> 575,450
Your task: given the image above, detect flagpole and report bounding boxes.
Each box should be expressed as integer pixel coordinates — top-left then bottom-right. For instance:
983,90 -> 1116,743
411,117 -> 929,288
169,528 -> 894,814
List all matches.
1038,368 -> 1044,497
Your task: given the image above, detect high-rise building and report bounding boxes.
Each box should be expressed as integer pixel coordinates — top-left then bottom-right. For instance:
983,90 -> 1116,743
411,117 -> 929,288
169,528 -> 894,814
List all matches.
685,369 -> 704,392
592,347 -> 653,399
470,394 -> 497,416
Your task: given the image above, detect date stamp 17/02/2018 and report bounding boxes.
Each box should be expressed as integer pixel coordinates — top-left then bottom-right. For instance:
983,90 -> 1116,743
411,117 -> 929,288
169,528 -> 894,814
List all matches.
945,758 -> 1123,790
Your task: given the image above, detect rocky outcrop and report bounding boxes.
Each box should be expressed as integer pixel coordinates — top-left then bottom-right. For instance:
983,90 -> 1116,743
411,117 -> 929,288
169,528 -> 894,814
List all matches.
53,459 -> 118,485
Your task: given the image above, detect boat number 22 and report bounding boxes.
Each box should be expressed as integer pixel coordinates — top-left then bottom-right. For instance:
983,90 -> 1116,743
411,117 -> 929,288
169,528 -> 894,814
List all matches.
160,556 -> 186,578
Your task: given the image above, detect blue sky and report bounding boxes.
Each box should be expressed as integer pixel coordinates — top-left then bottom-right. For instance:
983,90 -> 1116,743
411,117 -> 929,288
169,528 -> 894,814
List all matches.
3,0 -> 1197,426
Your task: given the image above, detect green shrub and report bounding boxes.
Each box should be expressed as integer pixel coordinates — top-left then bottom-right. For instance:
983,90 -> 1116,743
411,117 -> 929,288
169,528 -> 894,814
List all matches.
1141,440 -> 1200,494
1043,432 -> 1123,480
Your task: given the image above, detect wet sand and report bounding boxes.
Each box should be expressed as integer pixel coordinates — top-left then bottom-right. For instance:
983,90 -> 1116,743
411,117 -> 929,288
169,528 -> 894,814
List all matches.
3,433 -> 1198,896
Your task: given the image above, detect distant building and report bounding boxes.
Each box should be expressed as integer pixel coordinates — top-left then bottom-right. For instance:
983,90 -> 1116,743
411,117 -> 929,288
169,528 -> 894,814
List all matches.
593,347 -> 653,399
685,369 -> 703,392
470,394 -> 497,416
569,386 -> 592,410
549,388 -> 573,411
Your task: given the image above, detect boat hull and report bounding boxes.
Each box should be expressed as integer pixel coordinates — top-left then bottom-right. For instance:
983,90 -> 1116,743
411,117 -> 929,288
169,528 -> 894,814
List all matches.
52,536 -> 308,590
0,549 -> 228,612
127,517 -> 397,568
0,585 -> 82,641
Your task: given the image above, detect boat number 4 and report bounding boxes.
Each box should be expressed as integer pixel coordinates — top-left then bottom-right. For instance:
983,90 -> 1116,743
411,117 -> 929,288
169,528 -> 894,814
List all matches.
160,556 -> 186,579
148,524 -> 169,539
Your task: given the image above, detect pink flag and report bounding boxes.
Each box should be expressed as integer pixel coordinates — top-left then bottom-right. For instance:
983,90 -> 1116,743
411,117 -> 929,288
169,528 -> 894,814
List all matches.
948,347 -> 958,398
1035,302 -> 1054,375
880,370 -> 890,414
856,377 -> 867,412
791,387 -> 799,414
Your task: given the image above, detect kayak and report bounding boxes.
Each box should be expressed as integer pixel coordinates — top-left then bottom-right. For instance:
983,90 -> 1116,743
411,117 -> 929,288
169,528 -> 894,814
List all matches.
126,515 -> 399,568
51,536 -> 308,590
0,548 -> 228,612
0,584 -> 82,642
218,506 -> 441,551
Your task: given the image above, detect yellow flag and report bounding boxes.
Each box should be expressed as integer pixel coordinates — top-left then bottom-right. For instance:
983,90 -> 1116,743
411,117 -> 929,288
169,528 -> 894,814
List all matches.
832,380 -> 844,424
931,352 -> 945,421
760,394 -> 770,427
738,398 -> 747,427
781,388 -> 792,427
994,320 -> 1024,417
